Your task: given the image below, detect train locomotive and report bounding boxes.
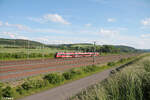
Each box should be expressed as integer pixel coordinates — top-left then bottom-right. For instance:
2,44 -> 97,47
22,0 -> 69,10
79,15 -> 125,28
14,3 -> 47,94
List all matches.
55,52 -> 99,58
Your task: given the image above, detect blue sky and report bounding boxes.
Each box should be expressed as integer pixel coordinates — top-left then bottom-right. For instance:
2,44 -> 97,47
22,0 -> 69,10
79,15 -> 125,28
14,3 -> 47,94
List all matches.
0,0 -> 150,49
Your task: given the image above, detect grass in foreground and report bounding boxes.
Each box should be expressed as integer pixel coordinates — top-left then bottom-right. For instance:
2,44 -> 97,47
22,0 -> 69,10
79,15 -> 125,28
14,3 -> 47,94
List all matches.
70,55 -> 150,100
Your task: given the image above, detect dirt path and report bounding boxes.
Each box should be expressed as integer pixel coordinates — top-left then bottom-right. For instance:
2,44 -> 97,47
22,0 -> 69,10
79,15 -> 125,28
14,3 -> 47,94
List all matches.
19,67 -> 115,100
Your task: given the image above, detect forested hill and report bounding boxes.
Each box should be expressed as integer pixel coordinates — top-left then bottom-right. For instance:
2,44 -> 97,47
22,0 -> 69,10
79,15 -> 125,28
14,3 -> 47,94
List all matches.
0,38 -> 145,53
48,43 -> 142,53
0,38 -> 45,47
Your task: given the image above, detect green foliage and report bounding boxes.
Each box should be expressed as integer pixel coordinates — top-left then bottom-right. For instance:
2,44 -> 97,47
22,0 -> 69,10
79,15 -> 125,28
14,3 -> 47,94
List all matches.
119,58 -> 126,63
142,60 -> 150,100
63,72 -> 73,80
0,83 -> 3,100
44,73 -> 64,84
16,86 -> 24,95
2,86 -> 14,97
0,38 -> 45,47
143,60 -> 150,72
21,82 -> 31,91
63,68 -> 83,80
83,65 -> 98,73
107,62 -> 115,66
142,72 -> 150,100
0,52 -> 54,60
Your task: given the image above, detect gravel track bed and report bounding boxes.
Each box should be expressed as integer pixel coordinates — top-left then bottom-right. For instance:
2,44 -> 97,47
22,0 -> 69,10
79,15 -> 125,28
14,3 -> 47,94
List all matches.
0,54 -> 138,82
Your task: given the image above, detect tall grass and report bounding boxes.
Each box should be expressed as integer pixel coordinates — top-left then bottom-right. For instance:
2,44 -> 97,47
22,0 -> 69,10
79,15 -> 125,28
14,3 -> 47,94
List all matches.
70,56 -> 150,100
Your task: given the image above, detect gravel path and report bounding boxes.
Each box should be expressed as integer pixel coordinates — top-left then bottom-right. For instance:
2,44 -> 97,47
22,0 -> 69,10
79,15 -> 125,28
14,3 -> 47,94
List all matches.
19,67 -> 114,100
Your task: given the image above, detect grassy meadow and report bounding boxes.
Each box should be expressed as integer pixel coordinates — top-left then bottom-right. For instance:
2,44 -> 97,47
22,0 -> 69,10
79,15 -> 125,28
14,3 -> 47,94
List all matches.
70,55 -> 150,100
0,47 -> 73,60
0,47 -> 71,54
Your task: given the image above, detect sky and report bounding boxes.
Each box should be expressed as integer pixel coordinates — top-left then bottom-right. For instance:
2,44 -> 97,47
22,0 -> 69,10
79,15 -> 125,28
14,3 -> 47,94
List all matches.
0,0 -> 150,49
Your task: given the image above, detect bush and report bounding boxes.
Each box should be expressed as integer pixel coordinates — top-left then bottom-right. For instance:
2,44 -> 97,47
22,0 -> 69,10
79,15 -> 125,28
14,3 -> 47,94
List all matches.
119,58 -> 126,63
2,86 -> 14,98
83,65 -> 98,73
16,86 -> 24,95
21,82 -> 31,91
43,73 -> 64,84
107,62 -> 115,66
0,52 -> 55,60
63,72 -> 72,80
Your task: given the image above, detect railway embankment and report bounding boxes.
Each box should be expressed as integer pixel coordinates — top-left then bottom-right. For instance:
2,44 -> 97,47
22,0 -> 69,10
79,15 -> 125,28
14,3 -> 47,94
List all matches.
0,53 -> 145,100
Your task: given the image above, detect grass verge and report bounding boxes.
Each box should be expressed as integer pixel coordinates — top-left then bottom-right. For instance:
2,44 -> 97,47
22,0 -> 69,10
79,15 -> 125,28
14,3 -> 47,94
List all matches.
70,53 -> 150,100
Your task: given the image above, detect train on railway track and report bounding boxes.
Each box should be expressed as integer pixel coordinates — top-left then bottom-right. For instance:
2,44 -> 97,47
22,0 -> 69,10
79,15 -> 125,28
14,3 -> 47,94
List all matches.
55,52 -> 99,58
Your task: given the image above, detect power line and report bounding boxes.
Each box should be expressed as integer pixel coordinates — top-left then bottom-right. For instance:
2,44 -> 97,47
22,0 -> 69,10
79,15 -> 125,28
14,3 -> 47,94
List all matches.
93,41 -> 96,65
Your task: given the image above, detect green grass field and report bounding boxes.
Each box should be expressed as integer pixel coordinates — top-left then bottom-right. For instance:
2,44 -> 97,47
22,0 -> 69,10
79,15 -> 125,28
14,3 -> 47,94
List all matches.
0,48 -> 72,54
0,47 -> 75,60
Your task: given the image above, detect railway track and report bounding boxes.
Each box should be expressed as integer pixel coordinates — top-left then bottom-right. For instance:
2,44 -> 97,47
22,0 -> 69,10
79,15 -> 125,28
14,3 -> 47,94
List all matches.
0,54 -> 138,82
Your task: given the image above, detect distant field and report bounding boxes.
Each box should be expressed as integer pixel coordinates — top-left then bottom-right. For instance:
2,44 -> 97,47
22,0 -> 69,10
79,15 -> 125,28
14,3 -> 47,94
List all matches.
0,47 -> 74,61
0,48 -> 72,54
71,44 -> 93,48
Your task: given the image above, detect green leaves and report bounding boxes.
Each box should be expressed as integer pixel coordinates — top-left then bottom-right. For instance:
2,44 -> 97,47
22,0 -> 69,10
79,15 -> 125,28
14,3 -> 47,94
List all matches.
44,73 -> 64,84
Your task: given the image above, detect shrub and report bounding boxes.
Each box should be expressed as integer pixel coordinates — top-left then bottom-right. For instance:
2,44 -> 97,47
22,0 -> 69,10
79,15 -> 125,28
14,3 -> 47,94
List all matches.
16,86 -> 24,95
63,72 -> 72,80
21,82 -> 31,91
2,86 -> 14,98
70,68 -> 83,75
107,62 -> 115,66
119,58 -> 126,63
43,73 -> 64,84
83,65 -> 98,73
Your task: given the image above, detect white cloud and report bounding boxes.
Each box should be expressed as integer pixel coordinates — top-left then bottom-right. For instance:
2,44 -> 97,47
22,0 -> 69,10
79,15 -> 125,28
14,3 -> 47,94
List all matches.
141,18 -> 150,26
29,14 -> 71,25
4,22 -> 31,31
5,22 -> 11,26
107,18 -> 116,22
0,31 -> 29,39
28,17 -> 46,24
15,24 -> 31,31
43,14 -> 70,25
34,29 -> 66,34
2,21 -> 68,34
99,28 -> 119,37
0,21 -> 3,26
141,34 -> 150,38
0,32 -> 17,38
85,23 -> 92,27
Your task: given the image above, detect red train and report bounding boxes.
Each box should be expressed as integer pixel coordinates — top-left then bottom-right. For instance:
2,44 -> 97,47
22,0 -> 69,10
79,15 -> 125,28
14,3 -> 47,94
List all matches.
55,52 -> 99,58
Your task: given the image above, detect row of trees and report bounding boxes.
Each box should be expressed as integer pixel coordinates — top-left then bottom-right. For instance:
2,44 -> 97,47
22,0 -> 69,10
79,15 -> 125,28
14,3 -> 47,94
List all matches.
0,52 -> 54,60
59,45 -> 137,53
